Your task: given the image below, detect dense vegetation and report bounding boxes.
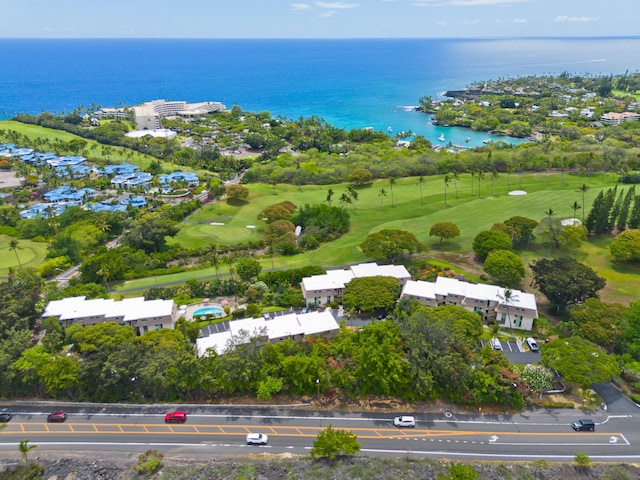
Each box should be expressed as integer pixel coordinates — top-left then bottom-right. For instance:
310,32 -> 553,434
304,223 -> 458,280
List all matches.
2,73 -> 640,408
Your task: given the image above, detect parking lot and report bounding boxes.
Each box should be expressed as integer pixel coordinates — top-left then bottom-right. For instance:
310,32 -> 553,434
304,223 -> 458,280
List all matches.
481,338 -> 542,365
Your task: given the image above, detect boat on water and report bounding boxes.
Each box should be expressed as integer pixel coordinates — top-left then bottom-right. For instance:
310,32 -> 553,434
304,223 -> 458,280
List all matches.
439,134 -> 445,142
387,126 -> 393,132
483,139 -> 492,144
465,137 -> 471,143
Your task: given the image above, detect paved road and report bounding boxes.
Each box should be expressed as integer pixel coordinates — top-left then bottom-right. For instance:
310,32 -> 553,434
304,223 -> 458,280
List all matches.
0,397 -> 637,462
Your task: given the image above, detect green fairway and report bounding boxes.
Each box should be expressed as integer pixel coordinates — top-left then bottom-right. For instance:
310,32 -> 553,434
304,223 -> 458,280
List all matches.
114,171 -> 640,305
0,235 -> 48,276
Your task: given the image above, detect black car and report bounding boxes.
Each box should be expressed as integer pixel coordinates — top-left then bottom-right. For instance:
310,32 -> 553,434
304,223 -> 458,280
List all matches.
572,418 -> 595,432
0,412 -> 12,422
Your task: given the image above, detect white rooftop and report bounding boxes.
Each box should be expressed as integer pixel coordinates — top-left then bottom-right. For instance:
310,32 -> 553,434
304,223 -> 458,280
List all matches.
195,309 -> 340,357
301,262 -> 411,292
42,296 -> 175,322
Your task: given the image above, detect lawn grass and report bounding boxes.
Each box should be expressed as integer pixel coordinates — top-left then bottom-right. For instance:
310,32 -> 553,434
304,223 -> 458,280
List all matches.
113,171 -> 640,306
0,235 -> 48,277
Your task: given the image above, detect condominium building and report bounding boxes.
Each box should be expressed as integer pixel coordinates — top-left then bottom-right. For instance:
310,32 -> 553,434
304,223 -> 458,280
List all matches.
400,276 -> 538,331
42,296 -> 177,334
300,263 -> 412,307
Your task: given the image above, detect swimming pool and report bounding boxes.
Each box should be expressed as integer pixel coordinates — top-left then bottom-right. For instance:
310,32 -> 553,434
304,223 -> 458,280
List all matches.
193,307 -> 223,317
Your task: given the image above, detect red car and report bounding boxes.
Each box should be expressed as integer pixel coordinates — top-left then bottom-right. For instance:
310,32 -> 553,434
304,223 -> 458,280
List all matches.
47,411 -> 67,423
165,411 -> 187,423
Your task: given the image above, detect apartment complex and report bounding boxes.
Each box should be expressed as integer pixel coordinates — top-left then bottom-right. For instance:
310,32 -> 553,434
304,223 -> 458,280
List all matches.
42,296 -> 177,334
300,263 -> 412,307
400,277 -> 538,331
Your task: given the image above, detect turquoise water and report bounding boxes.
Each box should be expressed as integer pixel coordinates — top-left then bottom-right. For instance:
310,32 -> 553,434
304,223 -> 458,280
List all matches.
193,307 -> 223,317
0,38 -> 638,146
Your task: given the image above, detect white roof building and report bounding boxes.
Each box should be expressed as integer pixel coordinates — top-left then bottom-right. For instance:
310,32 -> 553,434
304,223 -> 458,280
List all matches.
400,277 -> 538,331
196,309 -> 340,357
42,296 -> 177,334
300,262 -> 411,307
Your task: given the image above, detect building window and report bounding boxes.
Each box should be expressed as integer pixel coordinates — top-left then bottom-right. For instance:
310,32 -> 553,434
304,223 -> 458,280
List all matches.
514,315 -> 523,328
155,324 -> 163,330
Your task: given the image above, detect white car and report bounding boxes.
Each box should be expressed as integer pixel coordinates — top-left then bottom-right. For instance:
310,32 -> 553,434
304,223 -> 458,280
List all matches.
393,416 -> 416,428
246,433 -> 269,445
526,337 -> 539,352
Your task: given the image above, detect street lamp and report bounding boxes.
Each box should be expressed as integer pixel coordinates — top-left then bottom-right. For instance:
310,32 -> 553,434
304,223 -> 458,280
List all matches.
316,378 -> 320,399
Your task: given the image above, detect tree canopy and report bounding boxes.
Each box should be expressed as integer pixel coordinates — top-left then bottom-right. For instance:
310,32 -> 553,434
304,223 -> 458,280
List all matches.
472,230 -> 512,259
530,257 -> 606,312
343,276 -> 401,314
360,229 -> 426,263
610,229 -> 640,262
541,336 -> 619,388
310,425 -> 360,460
429,222 -> 461,243
483,249 -> 525,286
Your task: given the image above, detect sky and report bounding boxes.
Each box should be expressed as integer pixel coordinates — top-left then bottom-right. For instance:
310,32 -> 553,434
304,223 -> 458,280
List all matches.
1,0 -> 637,39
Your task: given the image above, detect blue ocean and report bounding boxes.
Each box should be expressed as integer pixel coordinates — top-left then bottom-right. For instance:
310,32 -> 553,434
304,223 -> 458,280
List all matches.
1,37 -> 639,146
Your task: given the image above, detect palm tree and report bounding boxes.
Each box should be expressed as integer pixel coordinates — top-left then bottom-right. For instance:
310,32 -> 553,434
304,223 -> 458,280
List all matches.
470,170 -> 476,195
389,177 -> 397,206
326,188 -> 334,206
378,188 -> 387,206
477,169 -> 485,198
417,176 -> 425,204
347,185 -> 358,212
443,174 -> 451,206
450,171 -> 460,199
339,192 -> 351,209
570,201 -> 582,221
545,208 -> 556,219
19,439 -> 38,465
209,246 -> 222,280
577,184 -> 590,224
490,171 -> 499,196
506,165 -> 514,191
9,239 -> 22,269
498,288 -> 518,330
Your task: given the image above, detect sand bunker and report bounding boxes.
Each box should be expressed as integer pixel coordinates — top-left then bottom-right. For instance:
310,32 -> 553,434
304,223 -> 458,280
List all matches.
508,190 -> 527,196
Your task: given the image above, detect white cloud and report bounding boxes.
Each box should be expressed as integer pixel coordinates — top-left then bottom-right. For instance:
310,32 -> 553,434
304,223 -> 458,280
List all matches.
437,21 -> 447,26
318,10 -> 337,16
554,15 -> 599,23
315,1 -> 362,8
411,0 -> 526,6
291,3 -> 311,11
442,0 -> 527,5
463,19 -> 480,24
511,18 -> 527,23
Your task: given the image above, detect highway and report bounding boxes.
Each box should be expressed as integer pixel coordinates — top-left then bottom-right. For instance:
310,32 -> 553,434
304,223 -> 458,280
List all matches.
0,395 -> 638,462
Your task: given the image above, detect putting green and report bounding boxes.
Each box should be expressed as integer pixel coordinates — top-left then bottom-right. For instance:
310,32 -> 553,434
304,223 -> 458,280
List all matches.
0,236 -> 47,274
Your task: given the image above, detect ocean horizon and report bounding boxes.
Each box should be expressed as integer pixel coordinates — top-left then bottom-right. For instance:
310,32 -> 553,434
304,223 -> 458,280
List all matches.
1,37 -> 639,147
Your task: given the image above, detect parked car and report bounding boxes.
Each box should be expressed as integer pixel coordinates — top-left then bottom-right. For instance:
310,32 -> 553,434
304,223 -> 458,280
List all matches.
165,411 -> 187,423
490,338 -> 502,350
393,416 -> 416,428
0,412 -> 12,422
47,411 -> 67,423
526,337 -> 539,352
572,419 -> 595,432
246,433 -> 269,445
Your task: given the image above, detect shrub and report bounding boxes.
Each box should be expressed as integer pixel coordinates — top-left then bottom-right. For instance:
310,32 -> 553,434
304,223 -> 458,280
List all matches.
133,449 -> 164,474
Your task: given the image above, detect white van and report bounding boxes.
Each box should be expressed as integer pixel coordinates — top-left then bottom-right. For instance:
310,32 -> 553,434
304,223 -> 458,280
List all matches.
490,338 -> 502,350
526,337 -> 539,352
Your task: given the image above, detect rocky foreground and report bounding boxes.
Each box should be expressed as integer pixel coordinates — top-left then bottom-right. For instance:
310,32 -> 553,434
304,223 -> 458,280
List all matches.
2,452 -> 640,480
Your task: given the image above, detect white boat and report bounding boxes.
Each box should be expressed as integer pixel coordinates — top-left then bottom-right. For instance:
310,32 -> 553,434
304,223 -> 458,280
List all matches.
482,139 -> 492,144
439,134 -> 445,142
465,137 -> 471,143
387,126 -> 393,132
